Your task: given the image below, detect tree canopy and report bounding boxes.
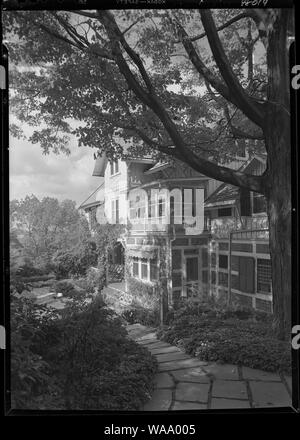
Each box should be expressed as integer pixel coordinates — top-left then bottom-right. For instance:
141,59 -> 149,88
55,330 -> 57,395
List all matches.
5,9 -> 272,190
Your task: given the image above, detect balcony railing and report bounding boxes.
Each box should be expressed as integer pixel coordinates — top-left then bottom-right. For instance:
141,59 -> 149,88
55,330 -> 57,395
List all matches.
209,216 -> 269,239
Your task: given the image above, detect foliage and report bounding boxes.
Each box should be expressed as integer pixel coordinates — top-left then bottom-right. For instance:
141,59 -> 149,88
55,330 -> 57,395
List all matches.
10,195 -> 98,278
122,306 -> 160,328
11,292 -> 157,410
157,299 -> 291,374
86,266 -> 106,294
127,277 -> 160,310
10,295 -> 62,409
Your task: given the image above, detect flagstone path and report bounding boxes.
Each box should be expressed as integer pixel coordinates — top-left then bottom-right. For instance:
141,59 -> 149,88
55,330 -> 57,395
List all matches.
127,324 -> 292,411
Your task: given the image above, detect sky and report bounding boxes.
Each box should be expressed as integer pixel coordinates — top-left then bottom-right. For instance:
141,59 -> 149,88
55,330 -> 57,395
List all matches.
9,124 -> 103,207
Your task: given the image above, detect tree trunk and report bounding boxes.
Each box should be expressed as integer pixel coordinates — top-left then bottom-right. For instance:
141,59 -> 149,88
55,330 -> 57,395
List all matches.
264,10 -> 292,340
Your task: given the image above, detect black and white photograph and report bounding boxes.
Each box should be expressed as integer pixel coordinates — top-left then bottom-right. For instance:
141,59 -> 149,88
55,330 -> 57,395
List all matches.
1,0 -> 299,416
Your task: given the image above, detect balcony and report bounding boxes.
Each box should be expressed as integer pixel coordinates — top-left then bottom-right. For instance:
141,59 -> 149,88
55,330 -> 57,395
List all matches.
209,216 -> 269,239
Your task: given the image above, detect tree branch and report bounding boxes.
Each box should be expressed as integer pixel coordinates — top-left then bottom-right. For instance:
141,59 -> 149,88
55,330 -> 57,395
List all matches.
199,10 -> 265,128
189,12 -> 251,42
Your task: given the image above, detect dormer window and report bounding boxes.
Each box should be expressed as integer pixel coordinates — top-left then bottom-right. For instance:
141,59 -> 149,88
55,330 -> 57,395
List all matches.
110,160 -> 119,176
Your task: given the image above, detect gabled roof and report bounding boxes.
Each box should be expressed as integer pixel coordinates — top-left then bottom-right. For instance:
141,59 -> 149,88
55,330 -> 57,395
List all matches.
78,182 -> 104,210
205,156 -> 266,208
144,162 -> 170,175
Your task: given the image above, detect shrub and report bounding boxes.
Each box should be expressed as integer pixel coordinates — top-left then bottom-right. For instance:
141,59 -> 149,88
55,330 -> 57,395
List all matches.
127,277 -> 160,310
122,304 -> 160,327
11,293 -> 157,410
157,299 -> 291,374
86,266 -> 106,294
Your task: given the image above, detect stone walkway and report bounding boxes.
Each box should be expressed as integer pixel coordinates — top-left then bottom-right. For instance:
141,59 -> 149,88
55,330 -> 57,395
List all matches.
127,324 -> 292,411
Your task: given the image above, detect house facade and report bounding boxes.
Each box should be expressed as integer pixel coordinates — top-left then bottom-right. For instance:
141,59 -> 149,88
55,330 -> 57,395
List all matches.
91,152 -> 272,314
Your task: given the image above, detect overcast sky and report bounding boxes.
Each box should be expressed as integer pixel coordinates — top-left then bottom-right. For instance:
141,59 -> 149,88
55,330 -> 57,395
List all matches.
9,126 -> 102,207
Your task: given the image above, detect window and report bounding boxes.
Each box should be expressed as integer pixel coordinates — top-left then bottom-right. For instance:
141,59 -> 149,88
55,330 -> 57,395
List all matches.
219,254 -> 228,269
186,257 -> 198,282
211,253 -> 216,267
211,270 -> 216,285
110,160 -> 119,176
158,197 -> 165,219
257,259 -> 272,293
172,250 -> 182,270
141,258 -> 148,280
133,258 -> 139,277
218,207 -> 232,217
115,198 -> 119,224
150,260 -> 158,281
253,193 -> 267,214
219,272 -> 228,287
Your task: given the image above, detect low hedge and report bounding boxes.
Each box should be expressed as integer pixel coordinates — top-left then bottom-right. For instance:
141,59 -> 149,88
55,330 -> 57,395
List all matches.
157,301 -> 291,374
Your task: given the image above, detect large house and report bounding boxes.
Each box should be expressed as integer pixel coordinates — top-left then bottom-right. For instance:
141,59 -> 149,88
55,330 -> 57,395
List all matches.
89,149 -> 272,315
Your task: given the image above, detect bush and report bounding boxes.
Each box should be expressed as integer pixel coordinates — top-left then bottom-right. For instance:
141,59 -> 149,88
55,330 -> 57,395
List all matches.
157,299 -> 291,374
11,293 -> 157,410
122,304 -> 160,327
86,266 -> 106,294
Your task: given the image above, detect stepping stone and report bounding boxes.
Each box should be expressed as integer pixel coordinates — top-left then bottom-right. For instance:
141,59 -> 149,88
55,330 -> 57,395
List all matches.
172,367 -> 210,384
136,332 -> 157,342
203,363 -> 239,380
139,341 -> 169,349
172,401 -> 207,411
242,367 -> 281,382
175,382 -> 210,403
155,352 -> 190,363
210,398 -> 250,409
159,358 -> 208,372
250,381 -> 291,407
150,346 -> 182,355
137,338 -> 157,346
154,373 -> 174,389
212,380 -> 248,400
143,389 -> 172,411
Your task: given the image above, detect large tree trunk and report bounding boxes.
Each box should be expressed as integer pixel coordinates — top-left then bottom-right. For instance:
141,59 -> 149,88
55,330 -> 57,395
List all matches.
264,10 -> 292,339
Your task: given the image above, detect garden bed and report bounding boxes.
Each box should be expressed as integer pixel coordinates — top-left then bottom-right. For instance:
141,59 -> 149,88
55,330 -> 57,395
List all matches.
157,300 -> 291,374
11,294 -> 157,410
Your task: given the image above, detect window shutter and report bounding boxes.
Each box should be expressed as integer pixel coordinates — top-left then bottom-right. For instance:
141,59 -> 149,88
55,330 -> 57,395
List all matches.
240,188 -> 251,216
239,257 -> 254,293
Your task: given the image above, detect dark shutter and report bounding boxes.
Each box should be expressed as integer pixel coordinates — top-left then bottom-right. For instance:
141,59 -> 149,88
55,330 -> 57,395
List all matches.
240,188 -> 251,216
115,198 -> 119,224
239,257 -> 254,293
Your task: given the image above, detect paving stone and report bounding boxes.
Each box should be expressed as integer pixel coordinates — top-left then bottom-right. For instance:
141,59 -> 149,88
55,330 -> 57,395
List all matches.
150,346 -> 182,355
172,367 -> 210,384
250,381 -> 291,408
154,373 -> 174,389
159,358 -> 208,372
155,352 -> 190,363
175,382 -> 210,403
138,338 -> 158,346
143,389 -> 172,411
136,332 -> 157,341
139,340 -> 169,348
203,363 -> 239,380
242,367 -> 281,382
210,398 -> 250,409
212,380 -> 248,400
173,401 -> 207,411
